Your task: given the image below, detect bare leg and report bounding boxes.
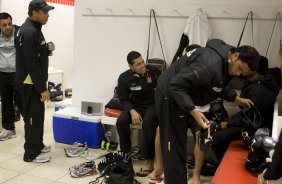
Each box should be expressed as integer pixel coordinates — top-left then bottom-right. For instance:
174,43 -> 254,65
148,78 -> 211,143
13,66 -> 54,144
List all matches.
148,126 -> 164,179
189,131 -> 205,184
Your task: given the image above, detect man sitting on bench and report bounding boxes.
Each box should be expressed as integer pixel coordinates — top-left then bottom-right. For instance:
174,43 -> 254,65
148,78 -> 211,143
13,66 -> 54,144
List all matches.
116,51 -> 161,176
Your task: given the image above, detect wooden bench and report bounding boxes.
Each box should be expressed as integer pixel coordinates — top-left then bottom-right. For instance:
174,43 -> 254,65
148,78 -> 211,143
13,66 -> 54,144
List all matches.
211,140 -> 257,184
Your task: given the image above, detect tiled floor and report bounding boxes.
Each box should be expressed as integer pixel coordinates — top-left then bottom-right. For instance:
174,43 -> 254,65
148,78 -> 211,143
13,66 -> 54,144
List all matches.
0,102 -> 212,184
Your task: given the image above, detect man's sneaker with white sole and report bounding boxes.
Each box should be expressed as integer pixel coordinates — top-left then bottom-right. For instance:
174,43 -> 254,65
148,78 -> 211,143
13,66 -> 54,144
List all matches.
41,145 -> 51,153
33,153 -> 51,163
0,130 -> 16,141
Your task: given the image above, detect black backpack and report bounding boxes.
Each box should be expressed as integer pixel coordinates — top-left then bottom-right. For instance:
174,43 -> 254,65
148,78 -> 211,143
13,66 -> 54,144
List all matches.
207,99 -> 229,124
105,87 -> 124,111
90,151 -> 139,184
229,105 -> 261,147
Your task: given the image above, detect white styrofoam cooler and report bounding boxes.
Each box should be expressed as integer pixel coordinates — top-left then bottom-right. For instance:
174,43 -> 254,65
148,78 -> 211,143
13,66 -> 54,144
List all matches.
54,98 -> 72,111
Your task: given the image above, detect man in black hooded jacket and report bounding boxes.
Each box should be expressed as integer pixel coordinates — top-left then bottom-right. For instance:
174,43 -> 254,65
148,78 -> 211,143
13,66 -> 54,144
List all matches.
155,39 -> 260,184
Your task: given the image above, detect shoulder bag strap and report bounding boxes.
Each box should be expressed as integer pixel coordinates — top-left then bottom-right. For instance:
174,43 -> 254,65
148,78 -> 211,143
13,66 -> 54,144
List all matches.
279,12 -> 282,47
151,9 -> 166,61
237,11 -> 254,47
266,12 -> 281,56
146,9 -> 166,62
146,10 -> 153,62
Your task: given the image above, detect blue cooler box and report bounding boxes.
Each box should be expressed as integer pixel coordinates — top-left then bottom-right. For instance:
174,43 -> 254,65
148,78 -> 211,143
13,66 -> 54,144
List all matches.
53,107 -> 104,148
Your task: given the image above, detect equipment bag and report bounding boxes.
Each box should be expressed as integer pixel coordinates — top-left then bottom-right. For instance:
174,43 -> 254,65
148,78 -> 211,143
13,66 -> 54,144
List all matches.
90,151 -> 139,184
105,87 -> 124,111
228,105 -> 261,147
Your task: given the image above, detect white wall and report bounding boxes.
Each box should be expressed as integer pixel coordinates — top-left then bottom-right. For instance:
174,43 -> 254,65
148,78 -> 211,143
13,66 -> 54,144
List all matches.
73,0 -> 282,108
0,0 -> 74,89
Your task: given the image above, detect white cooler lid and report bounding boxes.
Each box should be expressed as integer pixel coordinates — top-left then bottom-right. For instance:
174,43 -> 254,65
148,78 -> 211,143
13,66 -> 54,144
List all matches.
53,107 -> 101,122
55,98 -> 72,107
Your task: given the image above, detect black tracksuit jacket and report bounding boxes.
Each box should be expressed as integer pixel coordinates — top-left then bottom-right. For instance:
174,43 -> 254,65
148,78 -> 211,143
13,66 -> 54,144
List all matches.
15,18 -> 49,93
117,65 -> 161,111
240,73 -> 280,132
157,39 -> 237,113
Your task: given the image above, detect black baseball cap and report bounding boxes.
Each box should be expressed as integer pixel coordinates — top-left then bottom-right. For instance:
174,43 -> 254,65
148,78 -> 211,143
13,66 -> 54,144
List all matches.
29,0 -> 55,11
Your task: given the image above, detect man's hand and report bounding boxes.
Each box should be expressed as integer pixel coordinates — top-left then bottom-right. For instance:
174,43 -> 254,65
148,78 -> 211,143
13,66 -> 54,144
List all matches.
47,41 -> 55,51
234,96 -> 254,108
130,109 -> 142,125
41,90 -> 50,102
220,121 -> 228,129
190,109 -> 210,129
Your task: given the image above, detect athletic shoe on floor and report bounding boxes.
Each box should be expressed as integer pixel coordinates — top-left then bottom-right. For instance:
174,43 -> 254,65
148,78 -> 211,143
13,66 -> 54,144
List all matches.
64,142 -> 81,154
69,160 -> 97,178
69,161 -> 89,173
65,141 -> 88,157
41,145 -> 51,153
131,145 -> 144,160
0,130 -> 16,141
80,150 -> 104,160
33,153 -> 51,163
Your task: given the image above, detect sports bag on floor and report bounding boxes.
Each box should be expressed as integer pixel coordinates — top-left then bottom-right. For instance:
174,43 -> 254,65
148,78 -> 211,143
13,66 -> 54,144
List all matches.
90,151 -> 139,184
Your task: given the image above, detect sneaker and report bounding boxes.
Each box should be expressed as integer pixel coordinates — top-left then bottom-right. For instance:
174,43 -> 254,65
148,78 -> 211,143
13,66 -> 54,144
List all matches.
200,160 -> 219,176
80,150 -> 104,160
69,160 -> 97,178
0,130 -> 16,141
65,142 -> 88,157
41,145 -> 51,153
33,153 -> 51,163
69,161 -> 89,173
131,145 -> 142,160
64,142 -> 81,153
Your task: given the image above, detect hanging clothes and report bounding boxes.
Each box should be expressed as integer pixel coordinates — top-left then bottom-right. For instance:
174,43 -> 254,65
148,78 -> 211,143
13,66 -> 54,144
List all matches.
184,9 -> 211,47
172,34 -> 189,63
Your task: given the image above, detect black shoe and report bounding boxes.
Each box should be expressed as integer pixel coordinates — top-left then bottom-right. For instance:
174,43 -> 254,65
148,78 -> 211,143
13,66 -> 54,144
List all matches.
200,160 -> 218,176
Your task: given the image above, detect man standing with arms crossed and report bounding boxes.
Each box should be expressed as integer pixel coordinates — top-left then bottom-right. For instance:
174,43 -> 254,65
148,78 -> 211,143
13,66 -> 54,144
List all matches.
16,0 -> 55,163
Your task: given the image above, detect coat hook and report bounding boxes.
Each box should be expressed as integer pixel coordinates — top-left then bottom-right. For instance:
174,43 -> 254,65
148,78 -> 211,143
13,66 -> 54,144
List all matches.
172,9 -> 181,15
127,8 -> 135,14
86,8 -> 93,14
106,8 -> 113,15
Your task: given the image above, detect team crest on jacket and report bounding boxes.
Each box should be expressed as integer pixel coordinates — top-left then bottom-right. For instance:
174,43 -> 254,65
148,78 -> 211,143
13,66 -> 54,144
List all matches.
212,87 -> 222,92
147,76 -> 152,83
